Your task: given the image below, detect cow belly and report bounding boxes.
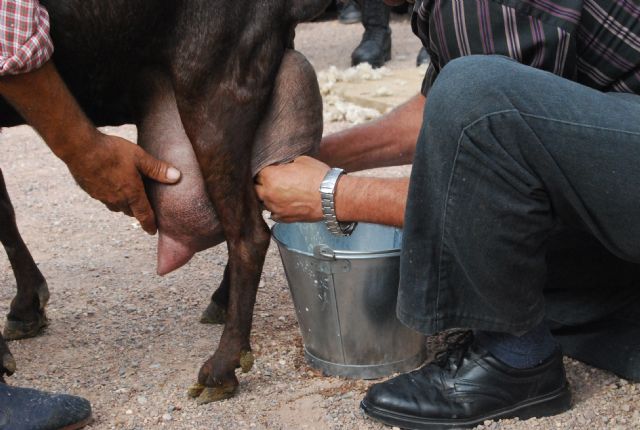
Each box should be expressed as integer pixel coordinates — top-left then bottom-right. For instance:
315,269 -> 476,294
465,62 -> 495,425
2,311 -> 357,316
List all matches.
138,50 -> 322,275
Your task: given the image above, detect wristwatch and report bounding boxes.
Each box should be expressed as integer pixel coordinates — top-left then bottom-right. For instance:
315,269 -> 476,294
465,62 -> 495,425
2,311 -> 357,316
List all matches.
319,168 -> 357,236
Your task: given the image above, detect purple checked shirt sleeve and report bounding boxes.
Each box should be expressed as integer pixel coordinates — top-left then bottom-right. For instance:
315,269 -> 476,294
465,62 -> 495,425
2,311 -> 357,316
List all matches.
0,0 -> 53,76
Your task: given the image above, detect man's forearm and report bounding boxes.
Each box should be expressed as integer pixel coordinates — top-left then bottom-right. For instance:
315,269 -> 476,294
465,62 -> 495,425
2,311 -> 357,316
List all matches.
0,61 -> 96,163
335,175 -> 408,227
318,93 -> 426,172
0,60 -> 180,234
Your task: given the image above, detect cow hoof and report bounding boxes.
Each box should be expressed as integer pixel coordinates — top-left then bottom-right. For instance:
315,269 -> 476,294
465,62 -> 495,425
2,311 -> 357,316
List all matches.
187,383 -> 205,398
199,301 -> 226,325
196,386 -> 236,404
239,350 -> 254,373
3,313 -> 48,341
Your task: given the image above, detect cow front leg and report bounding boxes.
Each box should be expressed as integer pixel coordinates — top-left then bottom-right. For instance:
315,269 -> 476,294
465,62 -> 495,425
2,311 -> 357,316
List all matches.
0,169 -> 49,341
200,264 -> 230,325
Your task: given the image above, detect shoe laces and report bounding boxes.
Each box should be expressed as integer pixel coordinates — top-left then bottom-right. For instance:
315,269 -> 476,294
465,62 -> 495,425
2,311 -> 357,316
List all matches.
434,330 -> 474,372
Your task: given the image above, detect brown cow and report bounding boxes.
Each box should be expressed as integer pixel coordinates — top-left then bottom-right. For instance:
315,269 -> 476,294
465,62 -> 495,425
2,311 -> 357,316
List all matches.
0,0 -> 328,403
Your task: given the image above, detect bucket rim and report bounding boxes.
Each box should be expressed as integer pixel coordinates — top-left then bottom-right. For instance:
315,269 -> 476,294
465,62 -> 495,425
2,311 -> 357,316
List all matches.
271,222 -> 401,259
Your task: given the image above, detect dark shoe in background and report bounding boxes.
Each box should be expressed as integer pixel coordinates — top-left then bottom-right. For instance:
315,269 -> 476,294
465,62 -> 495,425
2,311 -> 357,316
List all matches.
361,331 -> 571,429
352,28 -> 391,68
338,0 -> 362,24
416,46 -> 429,66
351,0 -> 392,68
0,384 -> 92,430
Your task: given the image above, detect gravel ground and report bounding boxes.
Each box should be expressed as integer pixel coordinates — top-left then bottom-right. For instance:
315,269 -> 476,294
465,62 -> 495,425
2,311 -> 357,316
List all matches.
1,11 -> 639,430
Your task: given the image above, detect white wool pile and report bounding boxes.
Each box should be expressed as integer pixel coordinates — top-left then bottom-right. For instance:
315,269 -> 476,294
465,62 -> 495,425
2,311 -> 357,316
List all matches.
322,96 -> 381,124
317,63 -> 393,94
317,63 -> 393,124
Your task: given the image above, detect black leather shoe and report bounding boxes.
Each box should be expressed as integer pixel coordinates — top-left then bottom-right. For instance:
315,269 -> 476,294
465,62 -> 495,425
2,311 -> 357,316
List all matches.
338,0 -> 361,24
361,331 -> 571,429
0,384 -> 92,430
416,46 -> 429,66
351,28 -> 391,68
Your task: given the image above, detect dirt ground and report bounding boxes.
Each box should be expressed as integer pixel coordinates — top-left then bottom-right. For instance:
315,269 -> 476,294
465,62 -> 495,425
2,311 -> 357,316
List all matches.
2,12 -> 639,430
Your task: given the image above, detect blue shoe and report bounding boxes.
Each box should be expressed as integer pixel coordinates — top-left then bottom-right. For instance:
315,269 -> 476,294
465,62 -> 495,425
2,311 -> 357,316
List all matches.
0,384 -> 92,430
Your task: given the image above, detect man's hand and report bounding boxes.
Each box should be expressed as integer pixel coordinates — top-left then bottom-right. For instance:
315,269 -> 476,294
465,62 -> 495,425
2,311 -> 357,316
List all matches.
255,156 -> 329,223
257,155 -> 409,228
65,132 -> 180,234
0,61 -> 181,234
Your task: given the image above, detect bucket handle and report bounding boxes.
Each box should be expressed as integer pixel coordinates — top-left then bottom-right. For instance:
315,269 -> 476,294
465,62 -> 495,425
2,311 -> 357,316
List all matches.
313,245 -> 351,274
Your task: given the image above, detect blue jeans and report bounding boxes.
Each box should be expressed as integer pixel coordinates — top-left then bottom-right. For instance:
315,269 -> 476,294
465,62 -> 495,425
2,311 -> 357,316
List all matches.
398,55 -> 640,336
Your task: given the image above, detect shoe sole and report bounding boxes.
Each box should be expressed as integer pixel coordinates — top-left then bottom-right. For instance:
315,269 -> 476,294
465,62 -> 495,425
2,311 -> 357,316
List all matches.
351,48 -> 392,68
59,415 -> 93,430
361,384 -> 571,430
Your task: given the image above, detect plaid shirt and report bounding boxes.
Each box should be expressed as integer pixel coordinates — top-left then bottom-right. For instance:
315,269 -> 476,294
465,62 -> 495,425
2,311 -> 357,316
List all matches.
413,0 -> 640,95
0,0 -> 53,76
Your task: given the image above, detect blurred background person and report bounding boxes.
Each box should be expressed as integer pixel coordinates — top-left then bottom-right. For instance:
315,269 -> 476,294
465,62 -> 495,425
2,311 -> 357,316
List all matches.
348,0 -> 428,67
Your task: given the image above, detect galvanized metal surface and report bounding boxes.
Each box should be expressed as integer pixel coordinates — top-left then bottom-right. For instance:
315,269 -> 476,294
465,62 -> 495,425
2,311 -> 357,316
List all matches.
272,222 -> 426,379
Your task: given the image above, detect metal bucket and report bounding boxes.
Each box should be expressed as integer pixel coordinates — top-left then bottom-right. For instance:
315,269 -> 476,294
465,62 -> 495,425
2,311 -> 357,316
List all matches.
272,222 -> 426,379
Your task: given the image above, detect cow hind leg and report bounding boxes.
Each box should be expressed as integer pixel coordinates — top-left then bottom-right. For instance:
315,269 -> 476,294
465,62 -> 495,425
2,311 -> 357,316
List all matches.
0,169 -> 49,341
187,182 -> 270,403
177,95 -> 272,402
199,49 -> 322,328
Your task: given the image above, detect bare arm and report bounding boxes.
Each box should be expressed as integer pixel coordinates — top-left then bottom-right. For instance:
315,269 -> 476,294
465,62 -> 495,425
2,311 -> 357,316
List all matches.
256,93 -> 425,227
318,93 -> 425,171
336,175 -> 408,227
256,156 -> 409,227
0,61 -> 180,233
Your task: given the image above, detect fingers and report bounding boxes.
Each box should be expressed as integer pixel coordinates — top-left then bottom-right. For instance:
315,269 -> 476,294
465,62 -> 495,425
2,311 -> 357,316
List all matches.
128,192 -> 157,234
136,149 -> 181,184
105,201 -> 133,217
105,202 -> 120,212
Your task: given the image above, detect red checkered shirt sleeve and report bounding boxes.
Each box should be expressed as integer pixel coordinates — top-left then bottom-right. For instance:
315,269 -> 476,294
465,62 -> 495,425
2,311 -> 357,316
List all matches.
0,0 -> 53,76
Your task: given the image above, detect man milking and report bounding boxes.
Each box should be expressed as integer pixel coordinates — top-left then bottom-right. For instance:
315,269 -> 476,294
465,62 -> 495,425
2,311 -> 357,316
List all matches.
256,0 -> 640,428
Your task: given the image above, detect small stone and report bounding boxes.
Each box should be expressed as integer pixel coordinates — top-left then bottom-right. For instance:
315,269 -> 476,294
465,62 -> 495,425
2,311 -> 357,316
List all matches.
162,414 -> 172,421
125,409 -> 133,415
137,396 -> 148,405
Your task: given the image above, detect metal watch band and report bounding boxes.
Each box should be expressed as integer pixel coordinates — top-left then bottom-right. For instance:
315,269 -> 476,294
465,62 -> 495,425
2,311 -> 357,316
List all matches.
319,168 -> 357,236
